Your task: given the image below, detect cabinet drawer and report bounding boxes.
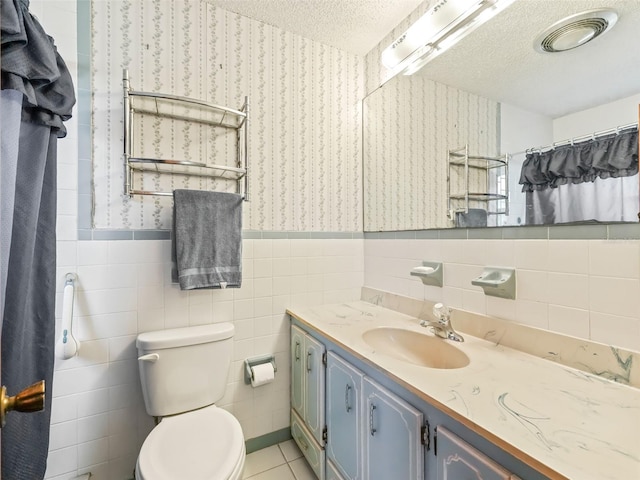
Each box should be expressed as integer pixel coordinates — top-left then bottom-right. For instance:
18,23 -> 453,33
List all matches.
291,409 -> 325,480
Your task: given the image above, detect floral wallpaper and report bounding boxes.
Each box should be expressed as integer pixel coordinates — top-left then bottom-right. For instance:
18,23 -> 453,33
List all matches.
91,0 -> 363,231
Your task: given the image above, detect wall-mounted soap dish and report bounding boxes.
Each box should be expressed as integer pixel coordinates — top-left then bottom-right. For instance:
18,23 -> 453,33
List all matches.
471,267 -> 516,299
410,261 -> 443,287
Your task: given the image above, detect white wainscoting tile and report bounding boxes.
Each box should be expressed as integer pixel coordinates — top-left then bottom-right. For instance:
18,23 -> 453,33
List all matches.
548,240 -> 589,274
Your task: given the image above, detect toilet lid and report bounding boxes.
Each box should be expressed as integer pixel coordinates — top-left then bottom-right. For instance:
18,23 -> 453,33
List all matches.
137,406 -> 244,480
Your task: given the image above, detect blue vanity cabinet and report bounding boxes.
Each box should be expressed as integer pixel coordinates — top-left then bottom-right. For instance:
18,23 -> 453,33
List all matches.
291,325 -> 326,479
363,377 -> 425,480
436,426 -> 511,480
326,351 -> 424,480
290,317 -> 549,480
326,352 -> 364,480
291,324 -> 326,444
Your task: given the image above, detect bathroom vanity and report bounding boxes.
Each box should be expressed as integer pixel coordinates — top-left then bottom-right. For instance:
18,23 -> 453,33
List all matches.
288,299 -> 640,480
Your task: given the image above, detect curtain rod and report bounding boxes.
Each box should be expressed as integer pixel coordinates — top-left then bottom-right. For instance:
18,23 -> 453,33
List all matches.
513,121 -> 638,156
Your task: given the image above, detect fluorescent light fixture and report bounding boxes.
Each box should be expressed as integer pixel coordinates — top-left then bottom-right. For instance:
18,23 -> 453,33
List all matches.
382,0 -> 516,78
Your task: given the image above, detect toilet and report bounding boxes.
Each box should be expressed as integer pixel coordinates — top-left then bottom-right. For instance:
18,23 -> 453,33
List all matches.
135,323 -> 245,480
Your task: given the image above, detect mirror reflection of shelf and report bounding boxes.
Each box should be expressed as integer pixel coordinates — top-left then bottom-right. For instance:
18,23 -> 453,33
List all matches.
447,145 -> 509,227
448,152 -> 508,169
448,193 -> 508,201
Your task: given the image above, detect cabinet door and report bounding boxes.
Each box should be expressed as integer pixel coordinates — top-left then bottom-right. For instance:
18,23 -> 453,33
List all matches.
436,426 -> 511,480
304,333 -> 326,445
363,378 -> 424,480
326,352 -> 364,480
291,325 -> 305,418
327,460 -> 347,480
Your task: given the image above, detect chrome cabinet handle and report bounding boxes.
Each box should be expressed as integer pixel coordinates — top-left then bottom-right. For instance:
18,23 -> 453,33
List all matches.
369,403 -> 377,436
294,341 -> 300,361
345,384 -> 352,413
306,351 -> 312,372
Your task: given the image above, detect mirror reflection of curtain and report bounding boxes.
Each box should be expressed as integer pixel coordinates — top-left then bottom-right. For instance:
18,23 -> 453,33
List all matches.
519,128 -> 639,225
525,175 -> 639,224
1,0 -> 75,478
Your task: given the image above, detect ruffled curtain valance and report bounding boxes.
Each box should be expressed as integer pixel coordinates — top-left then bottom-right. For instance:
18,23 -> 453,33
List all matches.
519,128 -> 638,192
1,0 -> 75,136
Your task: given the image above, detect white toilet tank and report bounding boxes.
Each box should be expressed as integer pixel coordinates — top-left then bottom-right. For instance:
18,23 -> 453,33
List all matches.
136,323 -> 234,417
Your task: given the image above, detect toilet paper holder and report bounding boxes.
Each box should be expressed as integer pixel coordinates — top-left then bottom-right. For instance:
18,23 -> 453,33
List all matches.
244,355 -> 277,384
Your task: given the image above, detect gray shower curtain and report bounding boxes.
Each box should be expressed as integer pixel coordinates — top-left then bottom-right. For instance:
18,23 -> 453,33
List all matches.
1,0 -> 75,478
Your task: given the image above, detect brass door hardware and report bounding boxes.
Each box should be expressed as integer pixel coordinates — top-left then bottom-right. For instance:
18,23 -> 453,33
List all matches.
0,380 -> 45,428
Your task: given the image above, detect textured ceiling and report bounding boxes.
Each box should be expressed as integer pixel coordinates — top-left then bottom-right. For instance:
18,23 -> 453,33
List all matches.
211,0 -> 639,118
417,0 -> 640,118
210,0 -> 425,55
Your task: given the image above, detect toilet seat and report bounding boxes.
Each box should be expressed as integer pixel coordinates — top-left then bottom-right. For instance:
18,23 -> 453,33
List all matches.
136,406 -> 245,480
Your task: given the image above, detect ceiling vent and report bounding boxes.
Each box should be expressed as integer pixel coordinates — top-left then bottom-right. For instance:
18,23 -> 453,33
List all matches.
534,8 -> 618,53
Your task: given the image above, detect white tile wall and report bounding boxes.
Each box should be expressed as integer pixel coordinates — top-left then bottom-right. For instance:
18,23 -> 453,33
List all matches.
364,238 -> 640,351
48,238 -> 363,479
548,305 -> 590,339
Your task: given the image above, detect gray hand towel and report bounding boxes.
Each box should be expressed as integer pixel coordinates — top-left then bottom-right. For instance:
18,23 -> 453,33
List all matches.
455,208 -> 488,228
173,189 -> 243,290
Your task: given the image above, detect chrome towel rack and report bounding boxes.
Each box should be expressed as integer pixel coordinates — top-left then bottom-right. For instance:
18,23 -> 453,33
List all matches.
123,69 -> 249,200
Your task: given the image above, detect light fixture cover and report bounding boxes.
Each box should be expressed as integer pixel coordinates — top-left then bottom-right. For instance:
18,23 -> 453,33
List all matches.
382,0 -> 483,70
381,0 -> 516,77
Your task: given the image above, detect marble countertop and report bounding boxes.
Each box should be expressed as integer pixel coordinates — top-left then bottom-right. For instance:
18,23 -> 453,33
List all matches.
287,301 -> 640,480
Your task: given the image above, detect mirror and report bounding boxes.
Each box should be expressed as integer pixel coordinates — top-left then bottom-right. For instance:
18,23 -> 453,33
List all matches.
363,0 -> 640,231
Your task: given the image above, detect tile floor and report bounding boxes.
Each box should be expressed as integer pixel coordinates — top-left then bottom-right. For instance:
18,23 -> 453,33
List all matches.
243,440 -> 316,480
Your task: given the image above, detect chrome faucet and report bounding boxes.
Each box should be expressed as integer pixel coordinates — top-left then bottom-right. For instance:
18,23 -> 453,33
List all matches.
419,303 -> 464,342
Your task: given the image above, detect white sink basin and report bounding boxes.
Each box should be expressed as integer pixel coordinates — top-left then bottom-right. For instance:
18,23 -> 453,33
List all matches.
362,327 -> 470,369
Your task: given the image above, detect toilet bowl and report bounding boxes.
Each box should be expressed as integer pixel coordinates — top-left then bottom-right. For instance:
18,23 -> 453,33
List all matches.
135,324 -> 245,479
136,406 -> 244,480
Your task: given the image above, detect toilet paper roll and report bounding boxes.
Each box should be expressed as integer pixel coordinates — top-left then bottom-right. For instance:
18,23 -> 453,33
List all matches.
250,363 -> 275,387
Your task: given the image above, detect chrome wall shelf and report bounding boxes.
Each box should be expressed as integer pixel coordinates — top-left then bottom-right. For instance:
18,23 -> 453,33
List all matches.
123,69 -> 249,199
447,145 -> 509,225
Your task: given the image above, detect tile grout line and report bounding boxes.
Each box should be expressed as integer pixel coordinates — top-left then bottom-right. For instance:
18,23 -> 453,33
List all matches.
285,461 -> 298,480
244,459 -> 299,480
279,442 -> 299,480
244,441 -> 305,479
